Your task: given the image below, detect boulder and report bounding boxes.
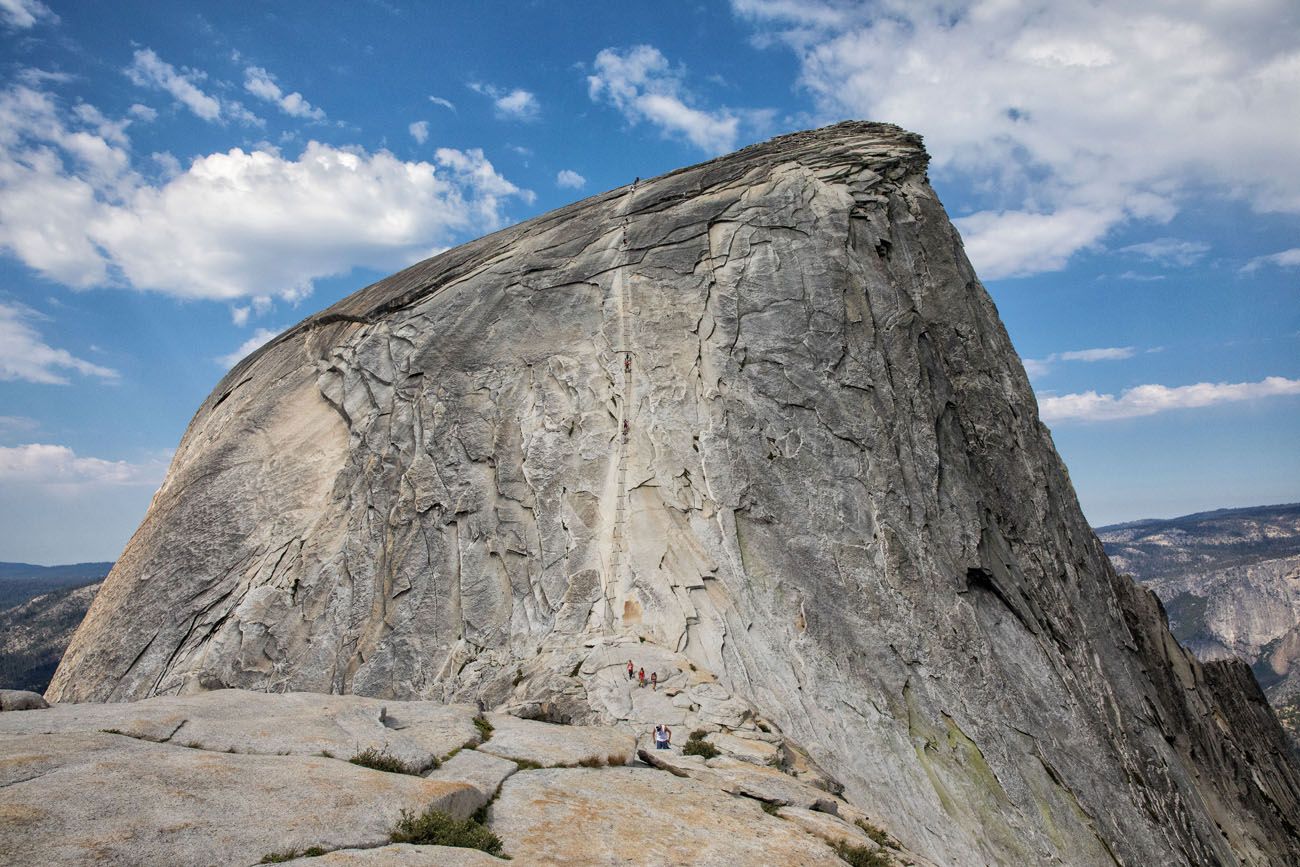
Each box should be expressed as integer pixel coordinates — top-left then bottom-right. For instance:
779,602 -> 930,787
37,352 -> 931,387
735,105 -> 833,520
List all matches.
0,689 -> 49,711
427,748 -> 518,811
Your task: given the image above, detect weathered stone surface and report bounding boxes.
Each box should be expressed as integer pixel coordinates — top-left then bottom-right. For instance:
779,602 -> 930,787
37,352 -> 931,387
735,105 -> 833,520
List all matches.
0,689 -> 479,769
0,689 -> 49,710
477,713 -> 634,767
427,747 -> 518,809
47,123 -> 1300,864
278,845 -> 503,865
0,730 -> 478,867
492,766 -> 845,866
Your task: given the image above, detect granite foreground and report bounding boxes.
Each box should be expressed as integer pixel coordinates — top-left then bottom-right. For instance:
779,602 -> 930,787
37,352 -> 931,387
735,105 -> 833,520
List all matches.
0,689 -> 923,866
47,122 -> 1300,864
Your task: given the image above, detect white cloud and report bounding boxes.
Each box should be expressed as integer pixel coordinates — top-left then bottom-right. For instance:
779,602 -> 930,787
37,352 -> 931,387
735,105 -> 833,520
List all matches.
469,83 -> 540,121
128,103 -> 157,122
1058,347 -> 1136,363
588,45 -> 741,154
125,49 -> 223,122
556,169 -> 586,190
1039,376 -> 1300,423
0,414 -> 38,434
495,89 -> 539,120
0,84 -> 530,301
736,1 -> 1300,279
0,443 -> 165,488
1243,247 -> 1300,272
230,305 -> 250,326
429,96 -> 456,111
218,327 -> 279,368
0,0 -> 57,29
1120,238 -> 1210,267
0,302 -> 119,385
243,66 -> 325,120
954,207 -> 1117,279
1023,346 -> 1135,379
409,120 -> 429,144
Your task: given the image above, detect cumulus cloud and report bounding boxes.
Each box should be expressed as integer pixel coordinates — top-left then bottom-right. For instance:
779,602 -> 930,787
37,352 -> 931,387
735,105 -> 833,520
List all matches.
218,327 -> 279,368
0,302 -> 118,385
556,169 -> 586,190
125,49 -> 224,122
409,120 -> 429,144
734,0 -> 1300,279
1038,376 -> 1300,423
0,84 -> 530,301
587,45 -> 745,154
0,443 -> 165,488
243,66 -> 325,120
1243,247 -> 1300,272
469,83 -> 540,121
0,0 -> 57,29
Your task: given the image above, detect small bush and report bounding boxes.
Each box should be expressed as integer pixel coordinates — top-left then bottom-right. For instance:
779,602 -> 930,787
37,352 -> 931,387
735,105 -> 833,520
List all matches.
260,848 -> 326,863
606,753 -> 629,766
689,728 -> 709,742
682,739 -> 721,759
833,841 -> 893,867
577,756 -> 604,768
100,728 -> 125,735
854,820 -> 899,850
473,716 -> 494,742
760,801 -> 781,816
317,750 -> 335,759
349,746 -> 429,776
514,758 -> 544,770
390,807 -> 503,856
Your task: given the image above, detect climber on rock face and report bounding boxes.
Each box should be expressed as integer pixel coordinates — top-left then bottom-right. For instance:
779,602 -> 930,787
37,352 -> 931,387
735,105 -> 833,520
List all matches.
622,419 -> 629,440
627,660 -> 635,680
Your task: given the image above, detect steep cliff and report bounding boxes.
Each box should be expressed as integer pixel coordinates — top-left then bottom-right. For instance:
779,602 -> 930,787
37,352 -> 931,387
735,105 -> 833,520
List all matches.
48,123 -> 1299,865
1099,504 -> 1300,748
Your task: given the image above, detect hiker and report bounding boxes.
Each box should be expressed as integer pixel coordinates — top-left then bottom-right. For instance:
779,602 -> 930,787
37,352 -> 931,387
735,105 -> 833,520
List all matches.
624,355 -> 631,373
622,419 -> 629,439
650,671 -> 658,690
627,660 -> 635,680
638,667 -> 646,687
654,723 -> 671,750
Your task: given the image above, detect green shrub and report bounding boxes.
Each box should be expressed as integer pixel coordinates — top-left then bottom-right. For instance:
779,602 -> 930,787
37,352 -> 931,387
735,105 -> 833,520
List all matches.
349,746 -> 430,775
833,841 -> 893,867
390,807 -> 503,856
853,820 -> 899,850
689,728 -> 709,741
760,801 -> 781,816
513,758 -> 544,770
260,847 -> 325,863
682,738 -> 720,759
473,716 -> 494,742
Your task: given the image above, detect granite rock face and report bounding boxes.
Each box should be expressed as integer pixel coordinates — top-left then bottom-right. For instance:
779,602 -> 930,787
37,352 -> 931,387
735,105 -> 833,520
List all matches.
48,123 -> 1300,864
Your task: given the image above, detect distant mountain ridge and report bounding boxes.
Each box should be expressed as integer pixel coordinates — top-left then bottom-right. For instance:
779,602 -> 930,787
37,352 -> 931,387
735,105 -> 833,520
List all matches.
1097,503 -> 1300,749
0,561 -> 113,610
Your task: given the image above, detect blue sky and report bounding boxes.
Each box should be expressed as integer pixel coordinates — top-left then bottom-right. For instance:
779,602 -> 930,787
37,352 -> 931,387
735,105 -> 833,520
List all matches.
0,0 -> 1297,563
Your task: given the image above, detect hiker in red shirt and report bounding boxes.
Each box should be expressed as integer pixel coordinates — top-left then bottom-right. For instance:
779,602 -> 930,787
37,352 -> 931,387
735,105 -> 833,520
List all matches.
638,667 -> 646,688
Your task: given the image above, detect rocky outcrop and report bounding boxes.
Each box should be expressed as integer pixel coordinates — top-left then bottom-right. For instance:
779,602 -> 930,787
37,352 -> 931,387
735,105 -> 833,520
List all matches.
0,690 -> 928,866
47,123 -> 1300,864
1098,503 -> 1300,747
